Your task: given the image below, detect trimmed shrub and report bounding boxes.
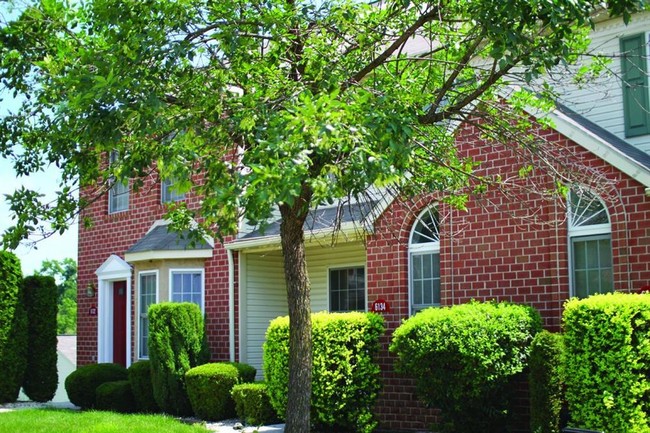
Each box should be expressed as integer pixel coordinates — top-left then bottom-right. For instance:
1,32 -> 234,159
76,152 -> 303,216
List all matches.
186,363 -> 239,420
529,330 -> 566,433
227,362 -> 256,383
95,380 -> 136,413
64,363 -> 128,409
148,302 -> 210,416
563,293 -> 650,433
264,311 -> 385,433
390,300 -> 542,433
0,251 -> 27,403
232,382 -> 278,426
128,360 -> 159,413
22,275 -> 58,402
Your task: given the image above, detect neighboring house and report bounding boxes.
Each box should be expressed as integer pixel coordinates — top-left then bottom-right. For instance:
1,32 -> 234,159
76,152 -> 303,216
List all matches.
76,12 -> 650,431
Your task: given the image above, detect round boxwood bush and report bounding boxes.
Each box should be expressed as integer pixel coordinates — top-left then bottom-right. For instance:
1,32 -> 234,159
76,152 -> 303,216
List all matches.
391,300 -> 541,433
232,382 -> 278,426
96,380 -> 136,413
0,251 -> 27,403
227,362 -> 256,384
65,363 -> 128,409
22,275 -> 58,402
185,363 -> 240,420
128,360 -> 159,413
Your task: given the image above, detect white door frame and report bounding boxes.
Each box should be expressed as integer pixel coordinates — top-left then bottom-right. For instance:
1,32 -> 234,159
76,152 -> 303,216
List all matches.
95,254 -> 132,367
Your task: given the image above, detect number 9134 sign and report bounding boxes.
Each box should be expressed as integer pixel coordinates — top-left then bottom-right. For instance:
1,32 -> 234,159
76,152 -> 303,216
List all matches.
371,299 -> 390,313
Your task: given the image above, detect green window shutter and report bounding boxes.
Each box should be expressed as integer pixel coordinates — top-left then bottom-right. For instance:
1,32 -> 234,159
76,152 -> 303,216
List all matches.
621,33 -> 650,137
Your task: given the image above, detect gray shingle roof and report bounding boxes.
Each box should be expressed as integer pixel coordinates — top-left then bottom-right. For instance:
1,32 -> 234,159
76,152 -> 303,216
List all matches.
555,102 -> 650,171
240,200 -> 377,240
127,224 -> 212,253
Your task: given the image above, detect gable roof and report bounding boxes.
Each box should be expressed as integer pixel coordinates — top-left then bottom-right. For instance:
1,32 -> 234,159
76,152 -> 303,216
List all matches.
533,102 -> 650,189
227,199 -> 379,251
125,220 -> 214,262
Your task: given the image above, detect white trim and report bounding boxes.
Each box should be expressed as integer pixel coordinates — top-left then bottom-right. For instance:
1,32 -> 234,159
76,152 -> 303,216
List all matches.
408,206 -> 442,315
125,249 -> 213,262
169,268 -> 205,313
225,222 -> 366,252
532,106 -> 650,188
327,264 -> 368,313
227,250 -> 236,362
95,255 -> 132,367
137,270 -> 159,360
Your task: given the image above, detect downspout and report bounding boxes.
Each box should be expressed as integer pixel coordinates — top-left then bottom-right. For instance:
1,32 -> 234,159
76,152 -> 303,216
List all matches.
227,249 -> 236,362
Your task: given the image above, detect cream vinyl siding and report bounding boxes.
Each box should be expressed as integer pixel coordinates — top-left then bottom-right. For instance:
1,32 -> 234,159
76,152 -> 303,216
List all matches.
240,241 -> 366,377
556,11 -> 650,152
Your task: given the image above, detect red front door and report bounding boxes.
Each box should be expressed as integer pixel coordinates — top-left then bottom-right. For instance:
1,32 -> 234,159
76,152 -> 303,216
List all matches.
112,281 -> 127,367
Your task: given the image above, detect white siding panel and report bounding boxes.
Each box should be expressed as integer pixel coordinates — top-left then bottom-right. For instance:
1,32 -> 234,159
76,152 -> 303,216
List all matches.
240,241 -> 366,378
553,11 -> 650,151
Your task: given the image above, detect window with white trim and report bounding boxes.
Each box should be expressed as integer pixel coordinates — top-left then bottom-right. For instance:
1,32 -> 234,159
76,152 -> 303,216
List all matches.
568,188 -> 613,298
161,178 -> 185,203
329,267 -> 366,312
409,206 -> 441,314
138,271 -> 158,359
170,269 -> 204,311
108,150 -> 129,213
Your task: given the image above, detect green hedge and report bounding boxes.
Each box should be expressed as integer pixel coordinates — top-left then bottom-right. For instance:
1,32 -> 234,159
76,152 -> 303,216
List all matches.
226,362 -> 256,384
390,300 -> 541,433
185,363 -> 240,420
95,380 -> 136,413
231,382 -> 278,426
65,363 -> 128,409
148,302 -> 210,416
563,293 -> 650,433
529,330 -> 566,433
128,360 -> 159,413
22,275 -> 58,402
0,251 -> 27,403
264,311 -> 384,433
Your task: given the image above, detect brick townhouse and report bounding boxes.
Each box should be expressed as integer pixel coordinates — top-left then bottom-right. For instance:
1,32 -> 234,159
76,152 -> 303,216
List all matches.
76,11 -> 650,431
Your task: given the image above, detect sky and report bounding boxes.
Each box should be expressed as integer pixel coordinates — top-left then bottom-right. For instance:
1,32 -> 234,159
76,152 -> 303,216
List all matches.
0,3 -> 78,275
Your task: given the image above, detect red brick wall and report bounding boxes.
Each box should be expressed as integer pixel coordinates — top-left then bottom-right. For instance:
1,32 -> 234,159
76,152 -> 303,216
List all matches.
77,169 -> 233,366
366,121 -> 650,431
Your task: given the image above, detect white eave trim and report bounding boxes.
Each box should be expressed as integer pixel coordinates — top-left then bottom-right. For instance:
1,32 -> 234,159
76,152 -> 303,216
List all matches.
125,249 -> 213,262
531,107 -> 650,188
225,222 -> 368,252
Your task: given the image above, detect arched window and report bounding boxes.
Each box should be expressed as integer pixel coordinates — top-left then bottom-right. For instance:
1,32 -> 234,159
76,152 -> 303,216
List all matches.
409,206 -> 440,314
568,188 -> 613,298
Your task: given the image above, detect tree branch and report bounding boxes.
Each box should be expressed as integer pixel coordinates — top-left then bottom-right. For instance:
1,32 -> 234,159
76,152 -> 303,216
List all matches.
341,6 -> 443,92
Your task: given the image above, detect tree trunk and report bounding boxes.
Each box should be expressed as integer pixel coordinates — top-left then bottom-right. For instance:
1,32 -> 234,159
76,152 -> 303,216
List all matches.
279,191 -> 313,433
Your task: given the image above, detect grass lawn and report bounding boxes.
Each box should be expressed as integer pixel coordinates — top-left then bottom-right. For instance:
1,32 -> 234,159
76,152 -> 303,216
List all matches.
0,409 -> 209,433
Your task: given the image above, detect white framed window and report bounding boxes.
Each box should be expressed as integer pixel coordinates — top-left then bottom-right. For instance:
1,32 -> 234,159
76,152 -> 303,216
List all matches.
170,268 -> 204,311
568,188 -> 613,298
108,151 -> 129,213
138,271 -> 158,359
161,178 -> 185,203
329,266 -> 366,312
409,206 -> 441,314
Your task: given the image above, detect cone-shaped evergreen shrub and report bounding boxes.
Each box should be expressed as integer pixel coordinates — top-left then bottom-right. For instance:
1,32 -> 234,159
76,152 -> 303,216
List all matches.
0,251 -> 27,403
148,302 -> 210,416
391,300 -> 541,433
22,275 -> 58,402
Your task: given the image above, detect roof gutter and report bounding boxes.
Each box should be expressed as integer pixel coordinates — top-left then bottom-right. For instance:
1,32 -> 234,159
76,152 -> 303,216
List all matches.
225,222 -> 369,252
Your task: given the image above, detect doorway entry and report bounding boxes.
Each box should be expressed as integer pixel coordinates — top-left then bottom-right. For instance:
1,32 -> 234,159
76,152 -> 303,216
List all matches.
112,281 -> 127,367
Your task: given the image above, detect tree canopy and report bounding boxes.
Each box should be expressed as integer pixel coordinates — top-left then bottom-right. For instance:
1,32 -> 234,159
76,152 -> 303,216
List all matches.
1,0 -> 646,431
35,258 -> 77,335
